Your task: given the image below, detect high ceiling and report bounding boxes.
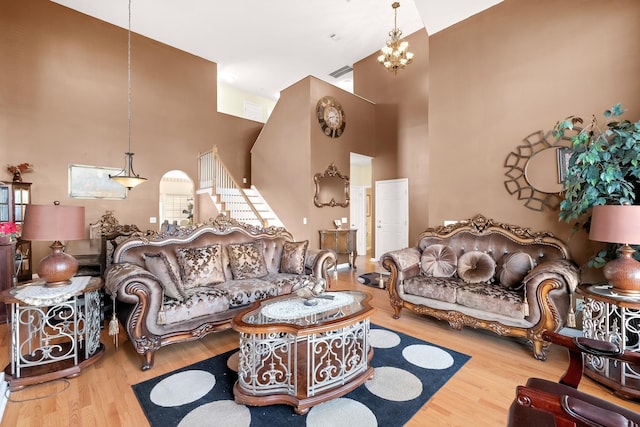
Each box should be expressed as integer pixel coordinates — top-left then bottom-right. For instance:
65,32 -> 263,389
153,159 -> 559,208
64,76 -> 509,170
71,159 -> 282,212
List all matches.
50,0 -> 502,101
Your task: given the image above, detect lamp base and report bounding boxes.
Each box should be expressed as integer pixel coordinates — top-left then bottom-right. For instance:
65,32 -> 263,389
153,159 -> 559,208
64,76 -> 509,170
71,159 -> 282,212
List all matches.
37,241 -> 78,287
603,245 -> 640,296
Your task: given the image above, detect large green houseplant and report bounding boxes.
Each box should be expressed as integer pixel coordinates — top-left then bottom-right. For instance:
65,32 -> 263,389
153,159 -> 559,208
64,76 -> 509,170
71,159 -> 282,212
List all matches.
554,103 -> 640,266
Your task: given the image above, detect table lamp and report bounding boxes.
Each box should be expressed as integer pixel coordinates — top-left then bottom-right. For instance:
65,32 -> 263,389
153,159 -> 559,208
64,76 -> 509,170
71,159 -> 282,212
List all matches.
589,204 -> 640,296
21,202 -> 85,286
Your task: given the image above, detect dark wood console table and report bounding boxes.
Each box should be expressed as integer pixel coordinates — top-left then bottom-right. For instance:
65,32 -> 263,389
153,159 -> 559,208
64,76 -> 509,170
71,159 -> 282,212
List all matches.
319,228 -> 357,269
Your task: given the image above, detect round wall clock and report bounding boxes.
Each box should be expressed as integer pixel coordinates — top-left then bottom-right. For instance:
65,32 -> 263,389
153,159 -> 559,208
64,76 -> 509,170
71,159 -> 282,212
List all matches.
316,96 -> 346,138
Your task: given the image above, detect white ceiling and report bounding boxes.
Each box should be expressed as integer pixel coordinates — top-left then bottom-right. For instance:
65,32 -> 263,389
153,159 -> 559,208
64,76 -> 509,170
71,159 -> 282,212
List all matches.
50,0 -> 502,101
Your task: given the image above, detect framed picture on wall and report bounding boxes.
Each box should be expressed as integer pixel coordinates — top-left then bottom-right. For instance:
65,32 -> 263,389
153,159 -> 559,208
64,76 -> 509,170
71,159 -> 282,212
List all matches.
69,164 -> 127,199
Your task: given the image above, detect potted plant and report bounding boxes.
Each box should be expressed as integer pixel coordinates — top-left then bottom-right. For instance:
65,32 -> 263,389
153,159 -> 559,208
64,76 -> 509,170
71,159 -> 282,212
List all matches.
0,222 -> 19,244
554,103 -> 640,266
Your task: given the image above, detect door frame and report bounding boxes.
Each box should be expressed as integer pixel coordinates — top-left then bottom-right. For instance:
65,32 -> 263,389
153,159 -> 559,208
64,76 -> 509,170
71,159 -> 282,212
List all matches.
374,178 -> 409,259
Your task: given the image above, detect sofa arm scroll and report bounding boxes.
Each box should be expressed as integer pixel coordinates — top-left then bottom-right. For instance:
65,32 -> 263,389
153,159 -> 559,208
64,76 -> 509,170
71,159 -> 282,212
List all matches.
521,259 -> 580,340
305,248 -> 337,280
105,262 -> 165,305
380,247 -> 421,281
523,259 -> 580,294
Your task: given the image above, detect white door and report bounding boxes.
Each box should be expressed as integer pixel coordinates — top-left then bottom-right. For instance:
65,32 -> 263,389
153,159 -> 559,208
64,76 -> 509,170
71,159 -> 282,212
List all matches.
374,178 -> 408,258
350,185 -> 367,255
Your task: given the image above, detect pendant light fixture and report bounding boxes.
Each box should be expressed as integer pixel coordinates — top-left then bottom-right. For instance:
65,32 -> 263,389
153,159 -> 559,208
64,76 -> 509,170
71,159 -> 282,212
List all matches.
377,2 -> 415,75
110,0 -> 147,190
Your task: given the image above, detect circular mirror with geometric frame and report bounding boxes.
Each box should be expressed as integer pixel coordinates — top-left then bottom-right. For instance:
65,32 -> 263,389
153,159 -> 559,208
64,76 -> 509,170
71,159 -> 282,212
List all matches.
504,130 -> 574,212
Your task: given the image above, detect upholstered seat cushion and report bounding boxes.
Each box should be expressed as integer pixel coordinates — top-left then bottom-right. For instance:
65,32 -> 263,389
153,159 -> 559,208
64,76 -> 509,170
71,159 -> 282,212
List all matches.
217,279 -> 278,307
456,283 -> 524,318
162,287 -> 230,324
403,276 -> 463,303
263,273 -> 315,295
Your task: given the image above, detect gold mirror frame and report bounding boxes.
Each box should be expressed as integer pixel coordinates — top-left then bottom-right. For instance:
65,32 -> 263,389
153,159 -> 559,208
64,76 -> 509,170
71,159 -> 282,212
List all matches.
314,163 -> 350,208
503,130 -> 574,211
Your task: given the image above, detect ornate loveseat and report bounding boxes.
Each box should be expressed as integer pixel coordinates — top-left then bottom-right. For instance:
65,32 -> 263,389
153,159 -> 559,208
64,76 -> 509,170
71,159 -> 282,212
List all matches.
380,214 -> 579,360
105,215 -> 336,370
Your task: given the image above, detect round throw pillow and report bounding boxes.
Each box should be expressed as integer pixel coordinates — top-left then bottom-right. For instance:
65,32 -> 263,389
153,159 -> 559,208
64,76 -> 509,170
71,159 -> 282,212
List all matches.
457,251 -> 496,284
421,244 -> 457,278
497,252 -> 536,289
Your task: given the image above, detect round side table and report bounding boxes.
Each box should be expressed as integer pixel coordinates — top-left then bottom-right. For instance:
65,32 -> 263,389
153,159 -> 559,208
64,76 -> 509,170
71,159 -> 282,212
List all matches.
577,283 -> 640,400
0,276 -> 105,391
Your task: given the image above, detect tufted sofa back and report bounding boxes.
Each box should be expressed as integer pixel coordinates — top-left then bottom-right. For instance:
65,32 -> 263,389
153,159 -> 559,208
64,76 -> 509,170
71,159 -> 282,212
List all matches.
416,214 -> 570,266
419,230 -> 566,266
113,223 -> 295,279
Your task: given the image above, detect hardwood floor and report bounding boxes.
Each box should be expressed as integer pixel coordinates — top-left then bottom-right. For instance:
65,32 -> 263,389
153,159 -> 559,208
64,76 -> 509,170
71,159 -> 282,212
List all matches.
1,256 -> 638,426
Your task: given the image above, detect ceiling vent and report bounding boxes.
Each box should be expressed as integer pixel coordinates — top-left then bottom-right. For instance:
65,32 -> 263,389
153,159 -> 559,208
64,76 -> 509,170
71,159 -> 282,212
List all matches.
329,65 -> 353,79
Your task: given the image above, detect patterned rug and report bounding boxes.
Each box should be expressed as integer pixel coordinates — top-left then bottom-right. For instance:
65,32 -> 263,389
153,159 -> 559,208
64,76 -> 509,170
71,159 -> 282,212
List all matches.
357,272 -> 390,289
132,325 -> 470,427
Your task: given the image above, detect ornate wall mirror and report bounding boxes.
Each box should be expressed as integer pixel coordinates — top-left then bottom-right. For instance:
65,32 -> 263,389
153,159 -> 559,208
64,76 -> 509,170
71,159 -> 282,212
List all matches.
314,163 -> 350,207
504,130 -> 573,211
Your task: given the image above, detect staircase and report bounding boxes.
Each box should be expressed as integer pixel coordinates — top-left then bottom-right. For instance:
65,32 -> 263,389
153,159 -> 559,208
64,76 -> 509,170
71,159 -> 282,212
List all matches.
198,147 -> 283,228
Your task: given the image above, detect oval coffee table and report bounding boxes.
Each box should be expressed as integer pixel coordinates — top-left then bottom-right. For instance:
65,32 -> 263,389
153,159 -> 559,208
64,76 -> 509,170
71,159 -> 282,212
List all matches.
231,290 -> 375,414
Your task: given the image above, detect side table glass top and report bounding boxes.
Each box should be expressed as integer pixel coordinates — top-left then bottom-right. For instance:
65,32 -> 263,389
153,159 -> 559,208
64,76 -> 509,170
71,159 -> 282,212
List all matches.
579,283 -> 640,306
9,275 -> 94,306
240,290 -> 369,327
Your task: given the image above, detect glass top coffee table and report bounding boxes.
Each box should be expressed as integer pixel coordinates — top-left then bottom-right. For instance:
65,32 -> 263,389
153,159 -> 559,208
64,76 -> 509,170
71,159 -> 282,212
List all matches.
231,290 -> 375,414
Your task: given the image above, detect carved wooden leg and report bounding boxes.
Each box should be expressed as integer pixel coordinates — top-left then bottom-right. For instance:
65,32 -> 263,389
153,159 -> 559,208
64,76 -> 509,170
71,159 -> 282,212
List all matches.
531,337 -> 549,361
141,350 -> 155,371
393,305 -> 402,319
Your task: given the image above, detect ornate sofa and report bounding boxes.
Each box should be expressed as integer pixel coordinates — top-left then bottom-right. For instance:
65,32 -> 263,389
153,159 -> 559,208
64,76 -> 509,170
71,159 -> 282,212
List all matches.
105,215 -> 336,370
380,214 -> 580,360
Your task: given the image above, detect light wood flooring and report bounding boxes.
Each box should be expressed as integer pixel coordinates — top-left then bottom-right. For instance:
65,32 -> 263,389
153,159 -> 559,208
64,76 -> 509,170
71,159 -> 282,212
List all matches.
1,256 -> 638,426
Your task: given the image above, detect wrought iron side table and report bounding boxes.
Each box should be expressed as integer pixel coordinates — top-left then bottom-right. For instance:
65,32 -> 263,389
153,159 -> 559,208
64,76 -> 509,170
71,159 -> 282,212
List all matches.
0,275 -> 105,391
577,283 -> 640,400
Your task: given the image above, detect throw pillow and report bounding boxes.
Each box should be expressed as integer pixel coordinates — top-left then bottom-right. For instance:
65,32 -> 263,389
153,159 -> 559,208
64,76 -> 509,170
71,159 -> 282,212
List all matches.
280,240 -> 309,275
420,244 -> 457,278
227,241 -> 268,280
457,251 -> 496,284
144,252 -> 186,301
175,244 -> 225,290
497,252 -> 536,289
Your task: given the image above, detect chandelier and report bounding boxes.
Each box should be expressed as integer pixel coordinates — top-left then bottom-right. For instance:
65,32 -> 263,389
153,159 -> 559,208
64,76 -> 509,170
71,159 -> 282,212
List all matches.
377,2 -> 414,75
110,0 -> 147,190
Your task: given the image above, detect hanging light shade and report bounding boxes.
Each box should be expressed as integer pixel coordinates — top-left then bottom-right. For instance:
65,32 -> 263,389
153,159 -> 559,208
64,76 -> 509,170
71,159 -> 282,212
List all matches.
377,2 -> 415,75
110,0 -> 147,190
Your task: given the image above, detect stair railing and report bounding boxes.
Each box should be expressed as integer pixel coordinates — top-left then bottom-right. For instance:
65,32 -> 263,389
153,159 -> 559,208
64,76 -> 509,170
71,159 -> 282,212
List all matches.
198,146 -> 266,227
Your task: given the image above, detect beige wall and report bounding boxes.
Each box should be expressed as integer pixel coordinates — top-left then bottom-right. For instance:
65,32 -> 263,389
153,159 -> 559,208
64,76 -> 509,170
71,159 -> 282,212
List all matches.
428,0 -> 640,266
1,0 -> 261,264
5,0 -> 640,271
251,77 -> 376,246
355,29 -> 430,250
354,0 -> 640,267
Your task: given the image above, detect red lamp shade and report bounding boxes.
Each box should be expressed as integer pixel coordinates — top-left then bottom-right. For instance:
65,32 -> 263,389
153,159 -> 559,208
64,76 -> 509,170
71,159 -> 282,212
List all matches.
589,205 -> 640,295
21,203 -> 85,286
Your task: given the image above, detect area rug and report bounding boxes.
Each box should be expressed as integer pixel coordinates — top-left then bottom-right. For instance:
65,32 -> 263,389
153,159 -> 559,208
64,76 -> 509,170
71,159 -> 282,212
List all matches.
357,272 -> 390,289
132,325 -> 470,427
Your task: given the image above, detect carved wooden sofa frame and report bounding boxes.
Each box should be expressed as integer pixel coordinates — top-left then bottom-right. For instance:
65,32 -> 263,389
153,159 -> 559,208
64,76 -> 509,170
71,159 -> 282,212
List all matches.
105,214 -> 336,370
381,214 -> 579,360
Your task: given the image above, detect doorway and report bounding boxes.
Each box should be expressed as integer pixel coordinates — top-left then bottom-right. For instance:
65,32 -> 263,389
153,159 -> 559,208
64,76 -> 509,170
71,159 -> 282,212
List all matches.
350,153 -> 372,257
159,170 -> 194,229
374,178 -> 409,258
